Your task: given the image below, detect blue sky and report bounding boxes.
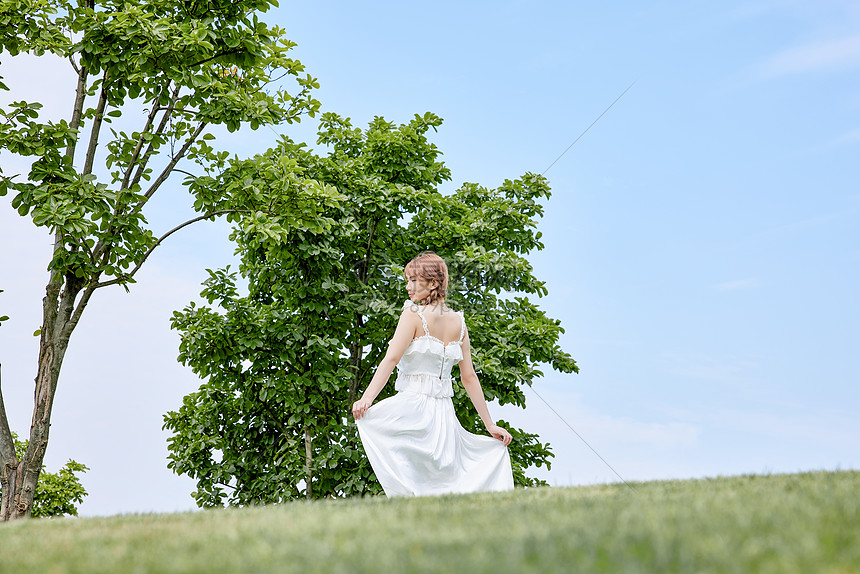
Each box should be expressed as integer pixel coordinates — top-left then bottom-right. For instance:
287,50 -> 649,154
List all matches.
1,1 -> 858,515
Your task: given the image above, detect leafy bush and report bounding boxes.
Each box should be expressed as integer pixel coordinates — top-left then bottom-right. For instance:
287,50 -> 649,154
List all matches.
0,432 -> 88,518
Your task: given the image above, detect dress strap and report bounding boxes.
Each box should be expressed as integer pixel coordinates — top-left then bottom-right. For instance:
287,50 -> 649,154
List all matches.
415,305 -> 430,336
458,311 -> 466,343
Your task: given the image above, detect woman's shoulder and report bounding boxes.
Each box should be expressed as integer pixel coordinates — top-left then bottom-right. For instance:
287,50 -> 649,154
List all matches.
399,301 -> 420,320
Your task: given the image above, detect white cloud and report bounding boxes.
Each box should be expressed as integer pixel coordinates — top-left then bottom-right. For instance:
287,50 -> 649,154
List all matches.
762,34 -> 860,77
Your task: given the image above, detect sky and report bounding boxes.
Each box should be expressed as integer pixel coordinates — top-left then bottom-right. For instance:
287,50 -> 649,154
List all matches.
1,0 -> 858,516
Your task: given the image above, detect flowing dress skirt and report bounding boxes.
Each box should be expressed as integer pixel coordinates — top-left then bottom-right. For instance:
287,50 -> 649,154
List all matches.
356,389 -> 514,497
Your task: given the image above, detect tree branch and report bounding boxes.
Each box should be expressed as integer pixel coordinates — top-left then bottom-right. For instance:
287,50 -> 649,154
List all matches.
121,80 -> 173,192
158,107 -> 207,116
93,208 -> 253,289
64,62 -> 89,164
188,48 -> 245,69
128,83 -> 181,191
66,284 -> 97,342
82,72 -> 110,176
133,120 -> 207,210
47,229 -> 66,298
89,84 -> 178,270
0,364 -> 18,466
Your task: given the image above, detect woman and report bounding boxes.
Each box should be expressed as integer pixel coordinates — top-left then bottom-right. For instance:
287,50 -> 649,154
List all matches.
352,252 -> 514,496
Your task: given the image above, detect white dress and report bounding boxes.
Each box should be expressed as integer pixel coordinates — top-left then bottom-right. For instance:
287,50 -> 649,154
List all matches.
356,305 -> 514,496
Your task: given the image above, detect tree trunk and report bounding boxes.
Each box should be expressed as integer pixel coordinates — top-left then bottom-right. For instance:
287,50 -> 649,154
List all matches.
0,272 -> 85,520
347,315 -> 365,406
0,364 -> 21,520
304,426 -> 313,500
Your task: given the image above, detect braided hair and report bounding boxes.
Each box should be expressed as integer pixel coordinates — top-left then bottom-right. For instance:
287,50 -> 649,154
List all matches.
405,252 -> 448,304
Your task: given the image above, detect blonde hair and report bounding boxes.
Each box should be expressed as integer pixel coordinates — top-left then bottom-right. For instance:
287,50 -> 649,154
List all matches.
404,252 -> 448,304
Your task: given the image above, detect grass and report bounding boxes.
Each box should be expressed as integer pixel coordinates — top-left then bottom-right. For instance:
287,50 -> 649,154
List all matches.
1,471 -> 857,573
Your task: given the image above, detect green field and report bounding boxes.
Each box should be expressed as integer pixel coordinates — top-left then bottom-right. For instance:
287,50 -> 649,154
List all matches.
1,471 -> 857,573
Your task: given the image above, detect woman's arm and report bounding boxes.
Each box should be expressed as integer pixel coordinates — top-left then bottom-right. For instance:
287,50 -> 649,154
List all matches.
352,306 -> 419,420
458,330 -> 513,446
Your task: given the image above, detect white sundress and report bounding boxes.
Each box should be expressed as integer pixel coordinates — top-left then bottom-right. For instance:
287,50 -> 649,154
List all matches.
356,305 -> 514,496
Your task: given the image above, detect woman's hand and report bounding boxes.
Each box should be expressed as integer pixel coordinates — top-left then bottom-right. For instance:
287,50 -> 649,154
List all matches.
487,424 -> 512,447
352,397 -> 372,420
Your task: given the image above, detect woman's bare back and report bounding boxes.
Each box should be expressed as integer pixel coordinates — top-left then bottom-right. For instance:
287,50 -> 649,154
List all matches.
410,304 -> 463,343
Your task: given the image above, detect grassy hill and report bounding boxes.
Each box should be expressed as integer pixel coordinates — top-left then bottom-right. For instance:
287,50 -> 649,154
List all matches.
2,471 -> 857,573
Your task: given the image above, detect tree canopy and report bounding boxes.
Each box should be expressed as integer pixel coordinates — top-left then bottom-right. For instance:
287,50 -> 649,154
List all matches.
164,113 -> 578,505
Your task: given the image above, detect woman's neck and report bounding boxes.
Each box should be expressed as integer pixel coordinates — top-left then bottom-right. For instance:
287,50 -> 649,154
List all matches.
419,299 -> 449,311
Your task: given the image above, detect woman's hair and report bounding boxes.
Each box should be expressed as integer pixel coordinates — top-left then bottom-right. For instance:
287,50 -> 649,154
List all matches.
405,252 -> 448,304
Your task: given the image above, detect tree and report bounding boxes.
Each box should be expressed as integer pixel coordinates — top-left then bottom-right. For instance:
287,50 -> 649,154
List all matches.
0,0 -> 325,520
164,113 -> 578,506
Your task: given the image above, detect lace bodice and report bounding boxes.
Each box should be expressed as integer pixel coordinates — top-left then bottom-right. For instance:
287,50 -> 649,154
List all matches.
394,304 -> 466,398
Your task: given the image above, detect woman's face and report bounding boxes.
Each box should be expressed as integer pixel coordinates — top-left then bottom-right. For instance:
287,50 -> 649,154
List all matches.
405,273 -> 434,304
